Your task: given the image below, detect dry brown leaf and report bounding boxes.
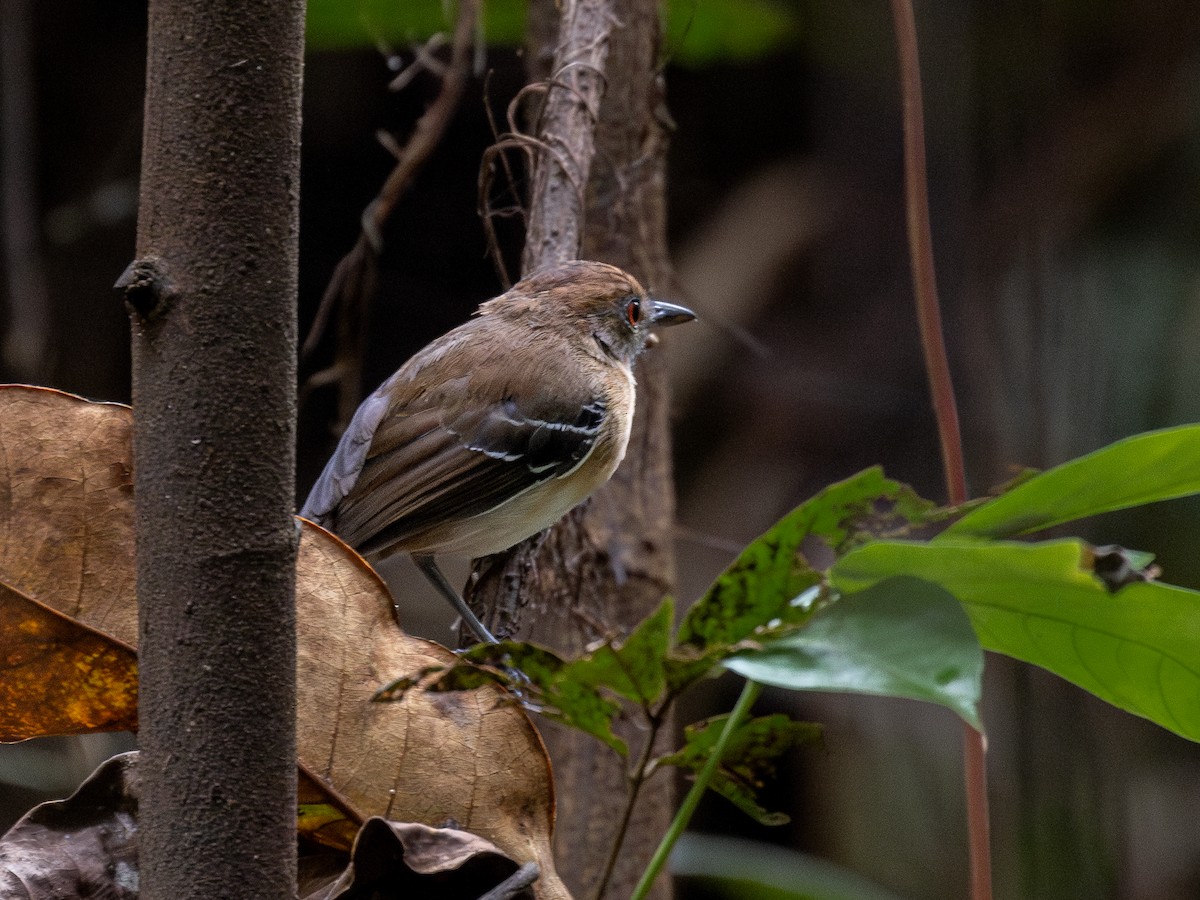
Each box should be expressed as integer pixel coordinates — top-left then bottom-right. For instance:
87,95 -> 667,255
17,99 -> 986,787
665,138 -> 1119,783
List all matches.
302,818 -> 537,900
0,751 -> 140,898
0,385 -> 568,899
0,385 -> 137,646
298,767 -> 362,852
296,522 -> 569,900
0,580 -> 138,742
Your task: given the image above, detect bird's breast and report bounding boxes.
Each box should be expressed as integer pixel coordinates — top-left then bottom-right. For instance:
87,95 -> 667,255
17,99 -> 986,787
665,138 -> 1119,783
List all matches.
404,360 -> 636,558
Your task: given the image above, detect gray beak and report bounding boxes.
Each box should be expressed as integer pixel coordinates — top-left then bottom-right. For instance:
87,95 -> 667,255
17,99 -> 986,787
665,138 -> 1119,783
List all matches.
649,298 -> 697,326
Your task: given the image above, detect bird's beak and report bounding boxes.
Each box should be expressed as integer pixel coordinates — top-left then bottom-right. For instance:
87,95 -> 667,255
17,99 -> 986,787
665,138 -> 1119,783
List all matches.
649,298 -> 696,326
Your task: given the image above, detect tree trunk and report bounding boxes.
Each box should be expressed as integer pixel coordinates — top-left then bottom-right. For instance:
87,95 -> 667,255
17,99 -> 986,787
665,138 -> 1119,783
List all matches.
469,2 -> 678,897
123,1 -> 304,897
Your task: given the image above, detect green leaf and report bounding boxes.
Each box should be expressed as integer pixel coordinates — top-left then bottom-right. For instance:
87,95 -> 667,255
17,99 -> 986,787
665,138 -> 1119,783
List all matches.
678,468 -> 935,650
725,577 -> 984,729
471,642 -> 630,754
831,539 -> 1200,742
569,597 -> 673,706
656,713 -> 821,825
457,640 -> 565,683
392,641 -> 630,755
945,425 -> 1200,539
540,673 -> 627,755
662,643 -> 734,696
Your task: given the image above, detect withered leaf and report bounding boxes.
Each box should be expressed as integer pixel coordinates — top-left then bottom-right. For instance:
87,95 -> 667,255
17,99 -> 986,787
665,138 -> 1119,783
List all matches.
298,767 -> 361,853
0,751 -> 139,899
0,386 -> 568,899
0,580 -> 138,742
0,385 -> 137,645
301,818 -> 536,900
295,522 -> 569,900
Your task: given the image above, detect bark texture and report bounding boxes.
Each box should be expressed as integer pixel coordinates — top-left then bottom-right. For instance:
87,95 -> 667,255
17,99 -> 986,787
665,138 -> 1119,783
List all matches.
519,0 -> 613,273
126,1 -> 304,897
469,1 -> 678,896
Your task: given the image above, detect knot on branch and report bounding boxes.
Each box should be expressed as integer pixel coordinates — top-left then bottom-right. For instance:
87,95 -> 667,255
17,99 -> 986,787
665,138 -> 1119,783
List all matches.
115,257 -> 176,322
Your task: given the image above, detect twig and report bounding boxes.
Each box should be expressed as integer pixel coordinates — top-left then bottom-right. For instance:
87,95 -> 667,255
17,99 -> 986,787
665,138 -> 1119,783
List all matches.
300,0 -> 479,430
889,3 -> 965,502
631,680 -> 763,900
478,133 -> 554,287
477,862 -> 541,900
479,70 -> 525,287
888,2 -> 992,899
592,708 -> 664,900
477,62 -> 609,284
388,32 -> 449,91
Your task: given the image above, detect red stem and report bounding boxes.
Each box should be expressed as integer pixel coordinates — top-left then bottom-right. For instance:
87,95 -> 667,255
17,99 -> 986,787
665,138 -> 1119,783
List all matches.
888,1 -> 992,898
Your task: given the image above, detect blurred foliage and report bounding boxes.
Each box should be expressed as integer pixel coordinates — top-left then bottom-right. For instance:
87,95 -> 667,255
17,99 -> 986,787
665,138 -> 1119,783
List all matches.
305,0 -> 801,65
672,833 -> 905,900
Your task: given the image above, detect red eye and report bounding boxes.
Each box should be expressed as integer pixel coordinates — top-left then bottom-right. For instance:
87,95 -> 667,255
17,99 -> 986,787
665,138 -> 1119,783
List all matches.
625,297 -> 642,327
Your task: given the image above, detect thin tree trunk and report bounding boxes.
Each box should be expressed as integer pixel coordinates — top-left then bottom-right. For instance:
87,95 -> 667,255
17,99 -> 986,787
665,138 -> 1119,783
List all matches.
122,1 -> 304,897
470,2 -> 677,896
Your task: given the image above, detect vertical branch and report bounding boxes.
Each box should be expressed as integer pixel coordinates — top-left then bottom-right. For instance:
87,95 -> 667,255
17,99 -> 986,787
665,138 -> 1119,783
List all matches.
123,0 -> 304,896
888,2 -> 992,899
592,710 -> 664,900
520,0 -> 614,271
468,1 -> 679,897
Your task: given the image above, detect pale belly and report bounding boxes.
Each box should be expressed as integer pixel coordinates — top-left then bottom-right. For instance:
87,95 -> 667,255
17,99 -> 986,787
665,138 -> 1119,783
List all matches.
407,470 -> 607,557
401,382 -> 633,557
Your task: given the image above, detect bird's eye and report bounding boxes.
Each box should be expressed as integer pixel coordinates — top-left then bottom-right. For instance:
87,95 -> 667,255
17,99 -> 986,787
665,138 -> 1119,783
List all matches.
625,297 -> 642,327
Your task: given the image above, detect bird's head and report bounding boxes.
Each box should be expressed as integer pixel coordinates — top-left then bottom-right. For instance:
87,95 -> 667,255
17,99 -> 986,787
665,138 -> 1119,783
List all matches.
479,260 -> 696,366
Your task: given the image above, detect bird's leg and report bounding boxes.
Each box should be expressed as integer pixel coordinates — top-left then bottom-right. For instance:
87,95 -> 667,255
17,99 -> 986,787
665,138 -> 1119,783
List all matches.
412,554 -> 499,645
412,555 -> 534,697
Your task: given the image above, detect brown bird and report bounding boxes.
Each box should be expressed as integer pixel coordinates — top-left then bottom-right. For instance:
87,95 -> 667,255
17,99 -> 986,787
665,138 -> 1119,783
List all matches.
301,260 -> 695,643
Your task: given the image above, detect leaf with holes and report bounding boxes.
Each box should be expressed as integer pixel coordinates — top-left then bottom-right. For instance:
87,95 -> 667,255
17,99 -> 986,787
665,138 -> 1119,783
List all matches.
677,468 -> 937,651
654,713 -> 821,826
383,639 -> 630,756
832,539 -> 1200,742
570,596 -> 673,706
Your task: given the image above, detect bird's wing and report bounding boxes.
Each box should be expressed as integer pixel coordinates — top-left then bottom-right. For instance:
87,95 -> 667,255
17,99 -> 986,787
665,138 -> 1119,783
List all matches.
328,372 -> 607,556
299,388 -> 392,526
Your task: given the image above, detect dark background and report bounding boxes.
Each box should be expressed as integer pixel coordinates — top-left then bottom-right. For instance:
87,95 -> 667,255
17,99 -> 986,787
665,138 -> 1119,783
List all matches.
4,1 -> 1200,897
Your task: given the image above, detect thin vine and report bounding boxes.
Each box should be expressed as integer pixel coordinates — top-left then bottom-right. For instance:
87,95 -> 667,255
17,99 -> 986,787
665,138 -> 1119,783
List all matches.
888,0 -> 993,897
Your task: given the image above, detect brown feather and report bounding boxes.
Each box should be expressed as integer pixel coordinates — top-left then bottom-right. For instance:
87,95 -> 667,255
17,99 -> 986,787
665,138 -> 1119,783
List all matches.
301,260 -> 683,559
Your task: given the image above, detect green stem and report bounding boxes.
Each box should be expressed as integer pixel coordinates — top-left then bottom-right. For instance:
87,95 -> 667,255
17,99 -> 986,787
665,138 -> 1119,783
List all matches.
630,679 -> 763,900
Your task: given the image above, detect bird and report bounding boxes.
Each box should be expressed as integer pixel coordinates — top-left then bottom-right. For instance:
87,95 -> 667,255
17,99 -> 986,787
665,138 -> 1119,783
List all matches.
300,259 -> 696,644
